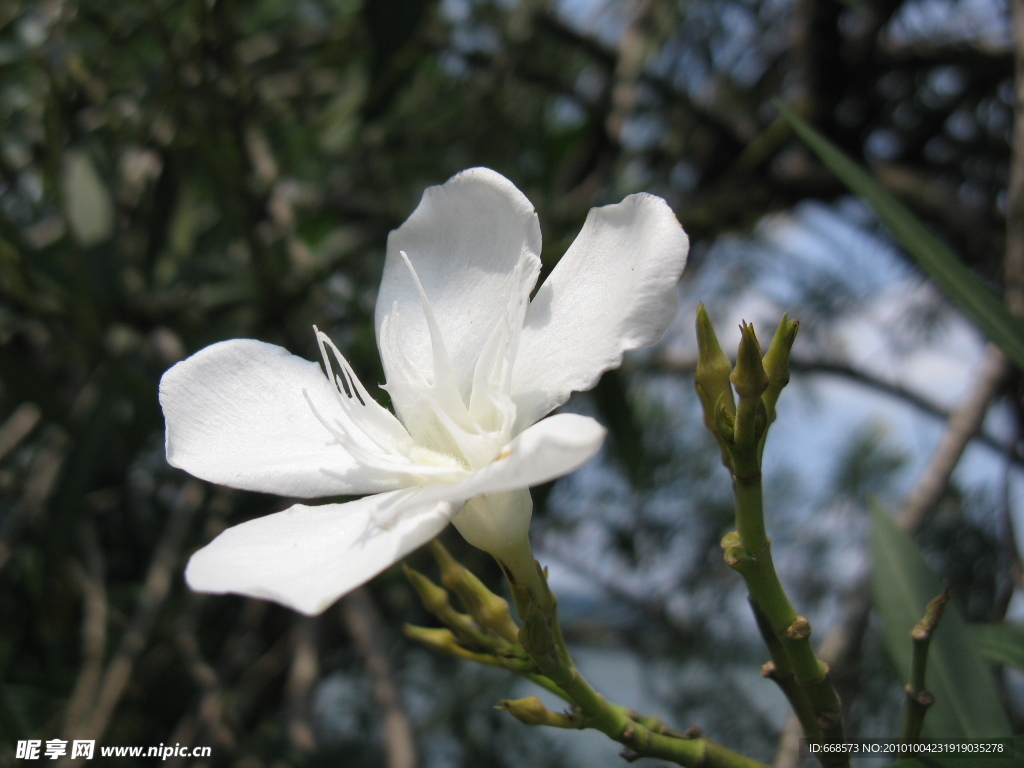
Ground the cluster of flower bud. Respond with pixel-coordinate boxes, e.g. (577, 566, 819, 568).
(694, 305, 799, 472)
(403, 541, 538, 674)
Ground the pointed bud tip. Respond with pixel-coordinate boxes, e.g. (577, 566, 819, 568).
(768, 315, 799, 351)
(429, 538, 457, 567)
(404, 624, 459, 650)
(404, 566, 449, 613)
(695, 305, 730, 365)
(730, 321, 768, 398)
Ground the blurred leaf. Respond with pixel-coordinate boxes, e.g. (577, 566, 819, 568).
(62, 149, 115, 247)
(969, 623, 1024, 672)
(870, 504, 1012, 737)
(778, 103, 1024, 372)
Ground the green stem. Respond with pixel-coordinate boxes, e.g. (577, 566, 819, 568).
(499, 545, 770, 768)
(726, 439, 846, 766)
(900, 685, 933, 743)
(540, 619, 766, 768)
(733, 463, 768, 558)
(900, 589, 949, 741)
(748, 600, 819, 736)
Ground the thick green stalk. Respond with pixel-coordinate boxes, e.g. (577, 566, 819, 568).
(749, 600, 819, 735)
(725, 437, 846, 763)
(732, 453, 768, 557)
(727, 544, 842, 747)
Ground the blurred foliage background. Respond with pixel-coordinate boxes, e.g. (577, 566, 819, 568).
(0, 0, 1019, 766)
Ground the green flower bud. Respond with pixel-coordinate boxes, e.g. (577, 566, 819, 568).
(498, 697, 577, 728)
(695, 305, 737, 469)
(403, 625, 460, 654)
(730, 322, 768, 399)
(404, 564, 505, 650)
(762, 314, 799, 417)
(429, 540, 520, 643)
(695, 304, 736, 415)
(403, 564, 450, 615)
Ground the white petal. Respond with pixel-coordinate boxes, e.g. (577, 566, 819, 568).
(185, 491, 452, 615)
(416, 413, 606, 506)
(376, 168, 541, 407)
(160, 339, 417, 498)
(511, 193, 688, 431)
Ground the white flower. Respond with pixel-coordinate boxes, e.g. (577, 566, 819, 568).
(160, 168, 688, 615)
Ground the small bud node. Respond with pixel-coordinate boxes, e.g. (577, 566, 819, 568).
(723, 545, 745, 567)
(784, 615, 812, 640)
(720, 530, 741, 549)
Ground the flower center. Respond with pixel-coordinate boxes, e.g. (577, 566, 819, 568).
(306, 328, 464, 482)
(305, 250, 533, 485)
(377, 250, 532, 471)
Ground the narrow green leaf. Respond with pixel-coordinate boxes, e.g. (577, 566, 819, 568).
(777, 102, 1024, 372)
(969, 622, 1024, 672)
(869, 504, 1012, 738)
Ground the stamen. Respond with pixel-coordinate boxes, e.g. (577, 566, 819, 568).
(373, 251, 535, 471)
(378, 253, 498, 462)
(379, 307, 429, 392)
(309, 326, 470, 481)
(397, 250, 469, 415)
(301, 388, 464, 479)
(468, 254, 534, 437)
(314, 326, 409, 453)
